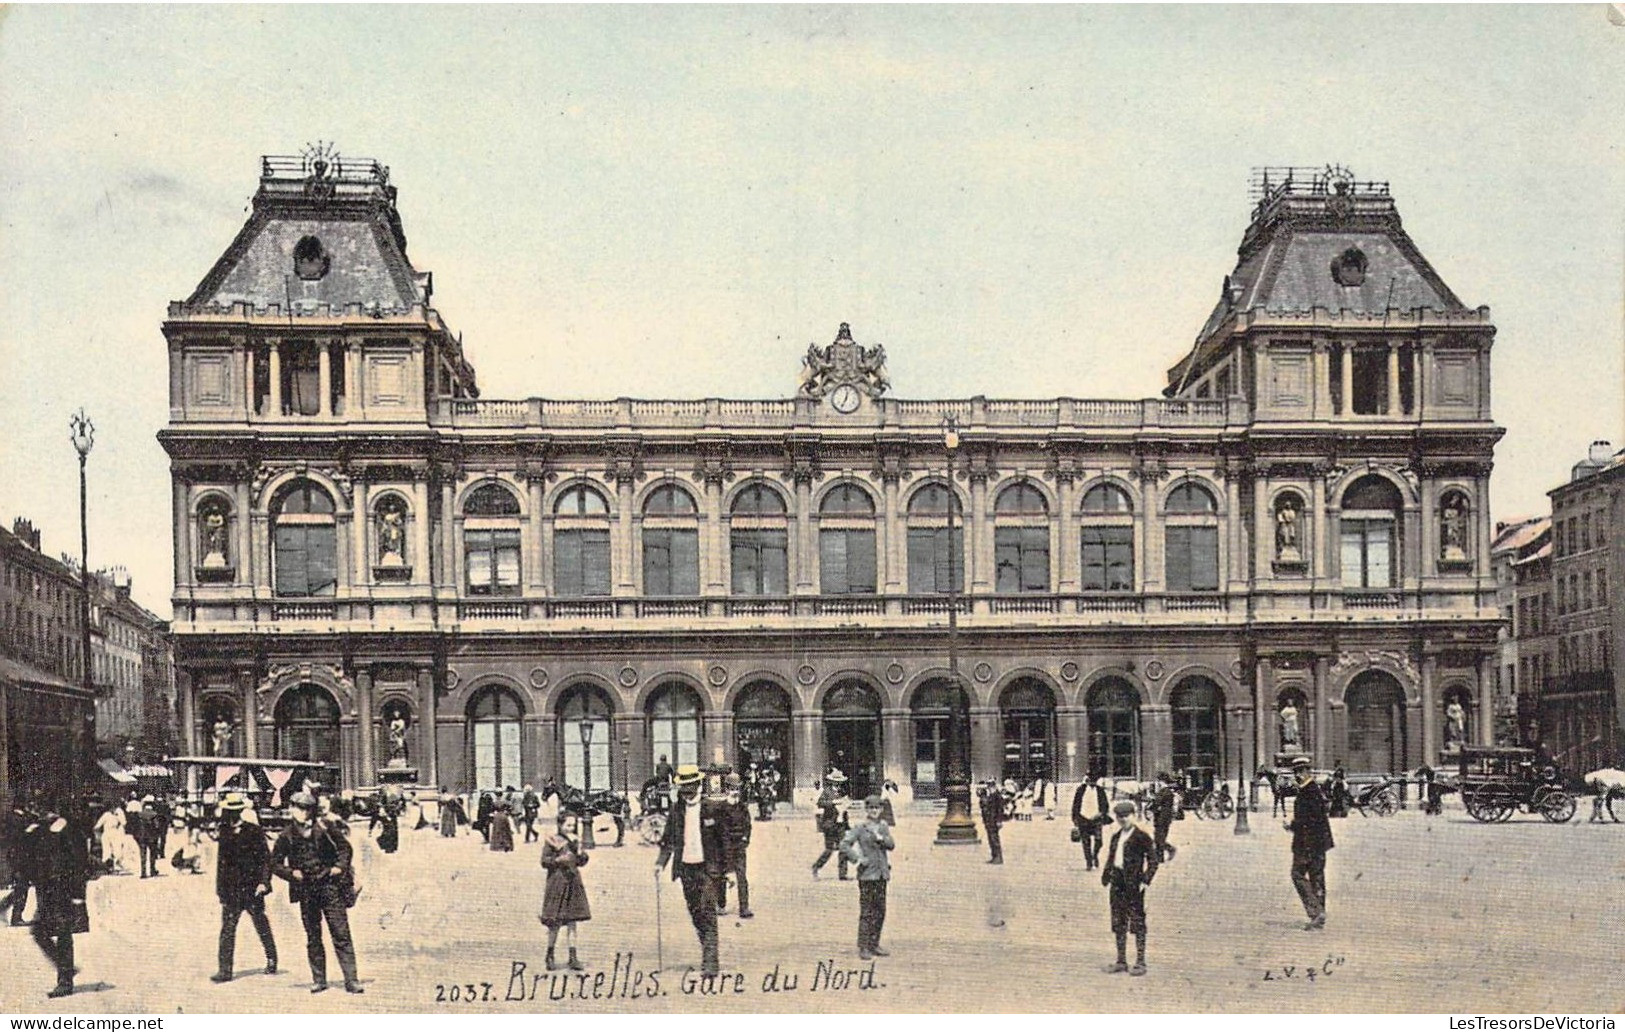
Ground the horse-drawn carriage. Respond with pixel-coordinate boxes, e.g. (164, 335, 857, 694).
(1254, 763, 1403, 818)
(1458, 746, 1575, 824)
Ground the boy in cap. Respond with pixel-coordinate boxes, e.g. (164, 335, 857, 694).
(1101, 799, 1157, 976)
(212, 792, 277, 983)
(715, 772, 753, 918)
(1283, 756, 1333, 930)
(655, 764, 724, 975)
(271, 792, 362, 994)
(841, 794, 895, 959)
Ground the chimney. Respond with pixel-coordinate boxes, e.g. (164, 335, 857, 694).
(11, 518, 40, 551)
(1588, 440, 1613, 465)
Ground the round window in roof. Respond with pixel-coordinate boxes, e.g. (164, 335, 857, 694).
(1330, 246, 1367, 287)
(293, 235, 331, 281)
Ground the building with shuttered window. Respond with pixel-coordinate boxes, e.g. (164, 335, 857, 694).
(160, 157, 1503, 802)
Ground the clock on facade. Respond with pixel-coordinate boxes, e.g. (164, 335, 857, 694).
(830, 384, 862, 413)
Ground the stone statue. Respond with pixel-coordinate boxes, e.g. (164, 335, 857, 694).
(377, 503, 406, 567)
(1275, 501, 1302, 562)
(211, 718, 232, 757)
(1445, 700, 1466, 748)
(387, 712, 409, 764)
(1279, 702, 1301, 749)
(1441, 497, 1467, 562)
(200, 504, 229, 568)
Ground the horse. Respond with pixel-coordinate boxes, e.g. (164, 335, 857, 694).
(1583, 768, 1625, 822)
(1255, 767, 1301, 818)
(557, 784, 631, 846)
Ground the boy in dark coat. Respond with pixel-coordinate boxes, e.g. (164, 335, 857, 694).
(1283, 756, 1334, 930)
(212, 792, 278, 982)
(655, 764, 725, 976)
(1101, 800, 1158, 976)
(841, 795, 895, 959)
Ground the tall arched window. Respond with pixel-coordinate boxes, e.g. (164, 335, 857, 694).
(1088, 678, 1140, 778)
(1080, 482, 1134, 592)
(1340, 475, 1402, 589)
(464, 482, 522, 595)
(999, 678, 1056, 783)
(642, 484, 699, 596)
(1170, 676, 1223, 772)
(1164, 481, 1219, 593)
(275, 684, 340, 764)
(555, 484, 611, 597)
(994, 482, 1050, 593)
(468, 686, 524, 792)
(730, 482, 788, 596)
(906, 482, 964, 594)
(272, 480, 337, 597)
(557, 684, 613, 792)
(819, 482, 877, 595)
(647, 682, 702, 768)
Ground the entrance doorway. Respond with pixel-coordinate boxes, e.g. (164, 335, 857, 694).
(1346, 671, 1406, 773)
(734, 681, 792, 802)
(999, 678, 1056, 785)
(911, 678, 971, 799)
(1087, 678, 1140, 778)
(822, 680, 882, 798)
(275, 684, 340, 766)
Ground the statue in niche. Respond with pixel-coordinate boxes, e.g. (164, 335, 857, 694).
(1279, 700, 1302, 751)
(386, 706, 409, 765)
(1445, 700, 1466, 750)
(199, 501, 229, 569)
(211, 717, 233, 757)
(1275, 499, 1303, 563)
(1440, 496, 1468, 562)
(377, 499, 407, 567)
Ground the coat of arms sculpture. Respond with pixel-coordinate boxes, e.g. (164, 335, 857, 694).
(799, 322, 891, 400)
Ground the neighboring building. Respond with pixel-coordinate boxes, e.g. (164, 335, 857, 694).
(0, 518, 95, 810)
(1491, 515, 1548, 743)
(88, 567, 178, 765)
(1511, 526, 1554, 749)
(1533, 441, 1623, 772)
(160, 157, 1503, 800)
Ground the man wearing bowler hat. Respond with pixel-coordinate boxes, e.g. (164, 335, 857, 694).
(655, 764, 724, 975)
(1283, 755, 1334, 930)
(271, 792, 362, 994)
(212, 792, 278, 983)
(1101, 799, 1157, 976)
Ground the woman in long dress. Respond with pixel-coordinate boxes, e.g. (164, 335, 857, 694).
(538, 812, 590, 971)
(488, 801, 515, 852)
(438, 788, 461, 838)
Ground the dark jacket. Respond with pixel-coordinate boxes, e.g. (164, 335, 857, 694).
(655, 794, 725, 879)
(270, 821, 353, 904)
(1071, 782, 1108, 827)
(979, 788, 1006, 828)
(720, 800, 752, 864)
(216, 818, 272, 906)
(1151, 785, 1177, 828)
(1288, 778, 1335, 855)
(1100, 824, 1159, 889)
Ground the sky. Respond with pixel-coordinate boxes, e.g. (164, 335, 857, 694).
(1, 5, 1622, 617)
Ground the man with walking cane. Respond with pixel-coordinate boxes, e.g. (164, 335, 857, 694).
(654, 764, 723, 976)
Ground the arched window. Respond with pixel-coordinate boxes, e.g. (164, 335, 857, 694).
(819, 483, 877, 595)
(1000, 678, 1056, 784)
(468, 687, 524, 792)
(275, 684, 340, 764)
(272, 480, 337, 597)
(823, 680, 883, 798)
(1341, 475, 1402, 589)
(906, 482, 964, 594)
(642, 484, 699, 596)
(555, 484, 611, 597)
(1081, 482, 1135, 592)
(730, 482, 788, 596)
(1087, 678, 1140, 778)
(647, 682, 702, 769)
(196, 495, 233, 575)
(557, 684, 613, 792)
(1170, 676, 1223, 772)
(994, 483, 1050, 593)
(464, 482, 522, 596)
(1165, 481, 1219, 593)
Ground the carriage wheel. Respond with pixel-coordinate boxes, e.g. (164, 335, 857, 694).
(1538, 789, 1576, 824)
(640, 813, 666, 845)
(1370, 789, 1399, 817)
(1464, 785, 1510, 823)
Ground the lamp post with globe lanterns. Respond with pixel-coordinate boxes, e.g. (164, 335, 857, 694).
(70, 410, 96, 799)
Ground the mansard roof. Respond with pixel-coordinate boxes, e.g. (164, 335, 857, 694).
(179, 153, 428, 317)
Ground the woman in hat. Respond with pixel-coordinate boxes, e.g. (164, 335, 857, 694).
(437, 787, 463, 838)
(811, 770, 852, 880)
(538, 811, 591, 970)
(488, 799, 515, 853)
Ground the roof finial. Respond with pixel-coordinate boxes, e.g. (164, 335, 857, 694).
(836, 322, 853, 342)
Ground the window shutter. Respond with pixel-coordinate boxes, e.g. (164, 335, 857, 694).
(274, 525, 308, 596)
(819, 530, 848, 594)
(555, 530, 583, 596)
(1191, 526, 1218, 591)
(848, 529, 877, 593)
(1165, 526, 1191, 591)
(1340, 524, 1365, 588)
(1022, 527, 1050, 592)
(1081, 527, 1105, 591)
(582, 530, 611, 595)
(495, 530, 521, 592)
(643, 530, 671, 595)
(1107, 528, 1134, 591)
(762, 530, 788, 595)
(907, 529, 934, 593)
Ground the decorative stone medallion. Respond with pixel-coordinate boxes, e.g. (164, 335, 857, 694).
(707, 664, 729, 687)
(529, 667, 549, 690)
(1060, 661, 1080, 683)
(617, 666, 639, 688)
(445, 668, 460, 691)
(1145, 660, 1165, 681)
(1230, 660, 1245, 680)
(973, 662, 994, 684)
(885, 662, 906, 685)
(796, 664, 817, 686)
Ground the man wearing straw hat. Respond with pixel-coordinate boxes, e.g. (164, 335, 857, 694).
(655, 764, 724, 975)
(211, 792, 278, 984)
(810, 769, 851, 880)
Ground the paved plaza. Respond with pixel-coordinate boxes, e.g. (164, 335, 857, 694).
(2, 804, 1620, 1014)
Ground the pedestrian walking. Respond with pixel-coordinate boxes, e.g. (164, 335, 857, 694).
(30, 802, 89, 998)
(376, 791, 402, 855)
(522, 785, 541, 843)
(1071, 773, 1108, 870)
(840, 794, 895, 960)
(539, 812, 591, 971)
(211, 792, 278, 983)
(438, 787, 463, 838)
(1101, 799, 1157, 977)
(654, 764, 723, 976)
(877, 780, 899, 827)
(1282, 755, 1333, 931)
(134, 795, 162, 878)
(810, 771, 851, 880)
(271, 792, 363, 994)
(979, 782, 1005, 865)
(1150, 773, 1178, 863)
(2, 798, 37, 924)
(489, 801, 516, 852)
(714, 773, 753, 918)
(474, 792, 495, 843)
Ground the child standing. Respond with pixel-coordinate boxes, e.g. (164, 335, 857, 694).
(840, 795, 895, 960)
(539, 813, 591, 971)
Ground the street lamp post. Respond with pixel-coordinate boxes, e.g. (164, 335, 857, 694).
(620, 733, 631, 810)
(579, 720, 597, 848)
(70, 410, 95, 801)
(1233, 713, 1250, 834)
(934, 415, 979, 845)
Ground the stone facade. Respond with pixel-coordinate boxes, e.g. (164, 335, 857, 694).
(160, 158, 1503, 802)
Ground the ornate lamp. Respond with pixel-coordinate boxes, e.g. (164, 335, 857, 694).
(934, 414, 979, 845)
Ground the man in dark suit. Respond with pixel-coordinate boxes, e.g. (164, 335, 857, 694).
(212, 792, 278, 983)
(654, 764, 724, 976)
(714, 773, 753, 919)
(1071, 773, 1109, 869)
(30, 801, 89, 998)
(1283, 755, 1333, 930)
(271, 792, 362, 994)
(1150, 772, 1178, 862)
(1101, 799, 1158, 976)
(979, 782, 1006, 865)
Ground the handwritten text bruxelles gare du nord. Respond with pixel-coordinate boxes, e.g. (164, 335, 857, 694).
(432, 953, 885, 1005)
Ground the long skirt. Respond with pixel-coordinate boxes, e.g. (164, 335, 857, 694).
(489, 816, 514, 852)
